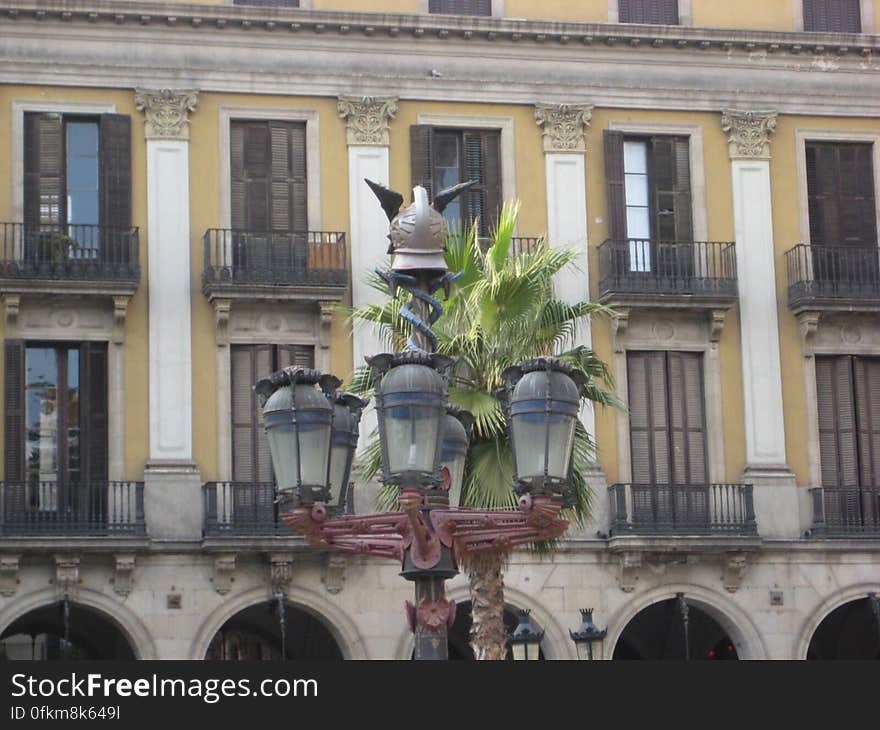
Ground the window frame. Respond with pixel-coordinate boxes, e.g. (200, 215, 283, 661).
(420, 0, 503, 16)
(795, 0, 872, 32)
(609, 0, 692, 25)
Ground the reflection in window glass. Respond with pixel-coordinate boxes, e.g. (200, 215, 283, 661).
(434, 132, 462, 231)
(66, 121, 99, 252)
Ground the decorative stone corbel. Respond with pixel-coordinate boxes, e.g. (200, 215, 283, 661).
(0, 555, 21, 597)
(268, 553, 295, 596)
(212, 554, 236, 595)
(3, 294, 20, 331)
(112, 554, 136, 596)
(722, 552, 749, 593)
(213, 299, 232, 348)
(322, 554, 347, 595)
(618, 551, 642, 593)
(709, 309, 726, 345)
(318, 301, 335, 360)
(797, 311, 821, 358)
(611, 307, 630, 353)
(54, 555, 81, 598)
(112, 296, 130, 346)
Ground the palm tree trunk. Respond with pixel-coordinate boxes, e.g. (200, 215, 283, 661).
(466, 551, 507, 660)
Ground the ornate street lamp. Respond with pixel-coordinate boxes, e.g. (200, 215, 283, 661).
(501, 358, 586, 504)
(509, 609, 543, 661)
(256, 368, 336, 509)
(570, 608, 607, 660)
(439, 406, 472, 509)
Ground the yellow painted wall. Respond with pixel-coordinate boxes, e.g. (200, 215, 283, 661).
(315, 0, 420, 12)
(505, 0, 608, 22)
(693, 2, 794, 32)
(0, 85, 150, 482)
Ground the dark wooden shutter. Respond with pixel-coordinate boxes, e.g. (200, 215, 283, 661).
(803, 0, 861, 32)
(410, 125, 436, 204)
(4, 340, 26, 482)
(603, 130, 627, 241)
(429, 0, 492, 15)
(23, 112, 63, 228)
(231, 344, 274, 483)
(627, 351, 671, 485)
(853, 357, 880, 489)
(816, 355, 860, 488)
(80, 342, 108, 483)
(99, 114, 132, 265)
(667, 351, 707, 485)
(233, 0, 300, 6)
(277, 344, 315, 370)
(462, 129, 501, 237)
(619, 0, 679, 24)
(806, 142, 839, 246)
(650, 136, 692, 242)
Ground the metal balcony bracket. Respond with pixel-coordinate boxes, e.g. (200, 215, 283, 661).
(268, 552, 295, 596)
(0, 554, 21, 597)
(322, 554, 347, 595)
(112, 554, 136, 597)
(722, 552, 749, 593)
(54, 554, 81, 599)
(617, 551, 643, 593)
(212, 553, 237, 595)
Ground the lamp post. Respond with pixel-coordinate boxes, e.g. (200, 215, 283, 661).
(257, 179, 583, 659)
(508, 610, 543, 661)
(570, 608, 607, 660)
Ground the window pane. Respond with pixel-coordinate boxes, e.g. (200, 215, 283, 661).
(624, 141, 648, 174)
(26, 348, 59, 487)
(434, 133, 462, 229)
(67, 349, 80, 483)
(625, 172, 649, 207)
(66, 121, 100, 232)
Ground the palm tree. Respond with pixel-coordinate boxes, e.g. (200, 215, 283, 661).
(350, 201, 618, 660)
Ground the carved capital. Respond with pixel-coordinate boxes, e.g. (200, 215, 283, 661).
(112, 296, 130, 346)
(112, 554, 136, 596)
(611, 307, 630, 353)
(720, 109, 778, 160)
(3, 294, 21, 332)
(797, 311, 821, 357)
(618, 551, 642, 593)
(534, 103, 593, 153)
(709, 309, 726, 345)
(337, 96, 398, 146)
(722, 552, 749, 593)
(213, 299, 232, 347)
(54, 555, 81, 598)
(322, 554, 347, 595)
(0, 555, 21, 597)
(212, 553, 236, 595)
(135, 88, 199, 141)
(268, 553, 295, 596)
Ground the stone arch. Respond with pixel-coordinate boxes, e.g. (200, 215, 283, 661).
(796, 582, 880, 660)
(0, 587, 157, 660)
(605, 583, 768, 660)
(393, 583, 574, 660)
(191, 585, 366, 660)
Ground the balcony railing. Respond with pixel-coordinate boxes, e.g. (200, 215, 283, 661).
(204, 481, 297, 537)
(0, 481, 144, 536)
(785, 244, 880, 310)
(203, 230, 347, 289)
(809, 487, 880, 537)
(609, 483, 757, 536)
(477, 236, 545, 257)
(0, 223, 140, 282)
(598, 239, 738, 300)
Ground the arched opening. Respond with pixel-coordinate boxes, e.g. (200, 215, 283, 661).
(613, 595, 739, 660)
(205, 599, 344, 660)
(807, 594, 880, 660)
(0, 601, 136, 660)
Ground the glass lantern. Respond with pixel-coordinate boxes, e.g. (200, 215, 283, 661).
(509, 610, 544, 661)
(570, 609, 607, 660)
(326, 391, 368, 514)
(439, 406, 472, 508)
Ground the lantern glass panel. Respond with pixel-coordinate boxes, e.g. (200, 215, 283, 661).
(383, 395, 442, 475)
(575, 641, 592, 661)
(441, 447, 467, 508)
(511, 409, 576, 480)
(511, 642, 527, 662)
(265, 412, 297, 491)
(327, 443, 351, 507)
(296, 410, 332, 486)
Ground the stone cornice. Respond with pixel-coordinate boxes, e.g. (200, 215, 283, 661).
(134, 88, 199, 141)
(1, 0, 878, 58)
(337, 96, 398, 146)
(534, 103, 593, 153)
(721, 109, 778, 160)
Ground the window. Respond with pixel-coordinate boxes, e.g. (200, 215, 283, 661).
(627, 351, 707, 487)
(815, 356, 880, 523)
(803, 0, 861, 32)
(233, 0, 299, 6)
(23, 112, 131, 255)
(604, 131, 693, 272)
(5, 340, 107, 491)
(619, 0, 679, 24)
(410, 126, 501, 237)
(230, 344, 314, 483)
(428, 0, 492, 16)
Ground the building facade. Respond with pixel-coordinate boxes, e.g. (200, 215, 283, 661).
(0, 0, 879, 660)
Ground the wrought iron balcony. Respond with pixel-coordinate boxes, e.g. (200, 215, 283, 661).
(609, 483, 757, 536)
(0, 481, 144, 537)
(598, 239, 738, 305)
(202, 229, 348, 301)
(0, 223, 140, 291)
(477, 236, 544, 257)
(809, 487, 880, 537)
(785, 244, 880, 312)
(204, 481, 296, 537)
